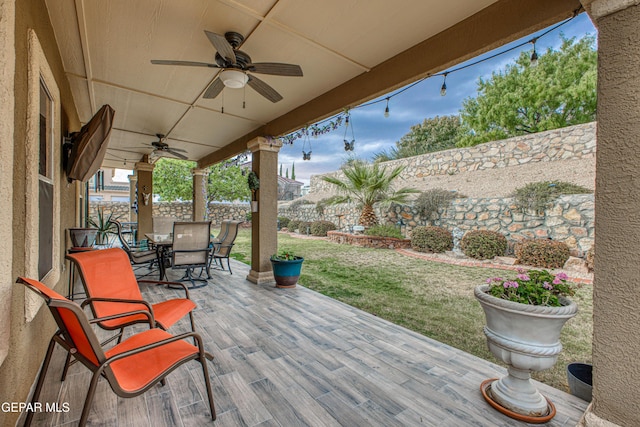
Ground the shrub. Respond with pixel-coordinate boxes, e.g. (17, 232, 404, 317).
(515, 239, 570, 268)
(460, 230, 507, 259)
(288, 220, 300, 231)
(289, 198, 314, 209)
(297, 221, 312, 234)
(512, 180, 591, 214)
(411, 226, 453, 253)
(365, 224, 404, 239)
(414, 189, 462, 223)
(278, 217, 290, 228)
(310, 220, 337, 236)
(586, 245, 594, 272)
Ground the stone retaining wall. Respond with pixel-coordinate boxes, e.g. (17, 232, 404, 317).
(326, 231, 411, 249)
(278, 194, 594, 256)
(89, 201, 250, 225)
(310, 122, 596, 193)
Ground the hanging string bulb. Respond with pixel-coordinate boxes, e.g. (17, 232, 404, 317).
(440, 73, 448, 97)
(384, 98, 390, 118)
(530, 38, 539, 67)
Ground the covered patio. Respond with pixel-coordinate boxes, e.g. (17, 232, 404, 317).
(30, 260, 587, 426)
(2, 0, 640, 426)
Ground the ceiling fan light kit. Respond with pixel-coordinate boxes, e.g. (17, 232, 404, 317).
(220, 69, 248, 88)
(151, 30, 302, 103)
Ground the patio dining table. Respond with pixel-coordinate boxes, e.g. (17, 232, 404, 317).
(145, 233, 173, 280)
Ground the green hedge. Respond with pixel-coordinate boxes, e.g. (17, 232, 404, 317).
(460, 230, 507, 259)
(411, 226, 453, 253)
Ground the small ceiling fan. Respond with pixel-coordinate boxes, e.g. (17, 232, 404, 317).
(151, 31, 303, 103)
(147, 134, 188, 160)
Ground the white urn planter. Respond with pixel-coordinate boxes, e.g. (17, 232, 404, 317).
(474, 285, 578, 422)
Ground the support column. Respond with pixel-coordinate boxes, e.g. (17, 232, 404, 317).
(128, 173, 137, 222)
(134, 160, 154, 238)
(192, 168, 209, 221)
(246, 137, 282, 285)
(578, 2, 640, 426)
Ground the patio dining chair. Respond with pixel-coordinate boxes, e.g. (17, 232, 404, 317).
(16, 277, 215, 427)
(208, 220, 242, 275)
(66, 248, 197, 343)
(171, 221, 211, 288)
(111, 219, 158, 278)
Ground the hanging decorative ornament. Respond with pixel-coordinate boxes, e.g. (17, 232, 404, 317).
(302, 127, 312, 161)
(343, 111, 355, 152)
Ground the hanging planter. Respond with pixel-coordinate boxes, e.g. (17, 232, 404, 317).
(247, 171, 260, 213)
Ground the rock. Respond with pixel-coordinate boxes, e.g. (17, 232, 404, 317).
(494, 256, 518, 265)
(563, 256, 589, 275)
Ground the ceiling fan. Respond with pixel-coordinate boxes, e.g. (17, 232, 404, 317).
(147, 134, 188, 160)
(151, 31, 303, 103)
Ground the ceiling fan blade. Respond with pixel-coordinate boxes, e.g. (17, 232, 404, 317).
(151, 59, 219, 68)
(166, 149, 188, 160)
(203, 78, 225, 99)
(249, 63, 303, 77)
(204, 30, 236, 64)
(247, 75, 283, 103)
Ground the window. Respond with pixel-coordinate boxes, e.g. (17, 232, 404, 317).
(38, 80, 54, 280)
(24, 29, 61, 321)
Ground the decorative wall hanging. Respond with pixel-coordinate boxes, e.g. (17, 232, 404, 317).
(302, 128, 312, 161)
(343, 112, 355, 152)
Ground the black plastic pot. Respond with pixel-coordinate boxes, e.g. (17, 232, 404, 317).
(567, 363, 592, 402)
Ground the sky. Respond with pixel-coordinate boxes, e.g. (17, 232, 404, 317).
(277, 12, 597, 187)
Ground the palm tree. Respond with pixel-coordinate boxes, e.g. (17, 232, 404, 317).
(322, 161, 419, 226)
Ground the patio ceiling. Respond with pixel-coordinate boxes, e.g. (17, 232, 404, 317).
(45, 0, 581, 170)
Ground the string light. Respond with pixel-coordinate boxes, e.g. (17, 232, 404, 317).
(530, 38, 539, 67)
(440, 73, 448, 97)
(275, 6, 581, 146)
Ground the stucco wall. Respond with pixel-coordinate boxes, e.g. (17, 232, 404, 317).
(0, 1, 81, 425)
(592, 3, 640, 426)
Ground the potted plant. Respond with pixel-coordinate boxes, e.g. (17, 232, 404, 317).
(247, 171, 260, 212)
(475, 269, 578, 423)
(270, 248, 303, 288)
(88, 208, 118, 245)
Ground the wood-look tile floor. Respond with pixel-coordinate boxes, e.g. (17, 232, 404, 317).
(30, 260, 587, 426)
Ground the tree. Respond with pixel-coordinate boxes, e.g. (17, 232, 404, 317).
(373, 115, 461, 162)
(153, 158, 250, 204)
(279, 164, 283, 176)
(153, 158, 194, 201)
(457, 35, 597, 147)
(291, 162, 296, 180)
(322, 160, 419, 226)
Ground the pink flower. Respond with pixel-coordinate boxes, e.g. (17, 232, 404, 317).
(555, 272, 568, 281)
(504, 281, 519, 289)
(552, 277, 562, 285)
(543, 281, 553, 290)
(486, 278, 492, 284)
(516, 273, 530, 281)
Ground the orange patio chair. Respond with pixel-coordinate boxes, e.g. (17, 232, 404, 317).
(66, 248, 197, 342)
(16, 277, 215, 427)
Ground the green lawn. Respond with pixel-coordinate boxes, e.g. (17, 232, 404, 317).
(230, 229, 592, 392)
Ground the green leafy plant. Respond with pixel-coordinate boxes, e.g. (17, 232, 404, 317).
(247, 171, 260, 203)
(88, 208, 119, 243)
(460, 230, 507, 259)
(322, 160, 419, 226)
(271, 248, 300, 261)
(485, 269, 576, 307)
(411, 226, 453, 253)
(278, 217, 291, 228)
(310, 220, 337, 236)
(512, 180, 591, 214)
(413, 189, 461, 223)
(297, 221, 312, 234)
(515, 239, 571, 268)
(365, 224, 404, 239)
(287, 220, 300, 231)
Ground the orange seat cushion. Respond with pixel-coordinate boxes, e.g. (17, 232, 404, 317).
(105, 329, 198, 393)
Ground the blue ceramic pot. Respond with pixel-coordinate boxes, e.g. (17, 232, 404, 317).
(270, 257, 304, 288)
